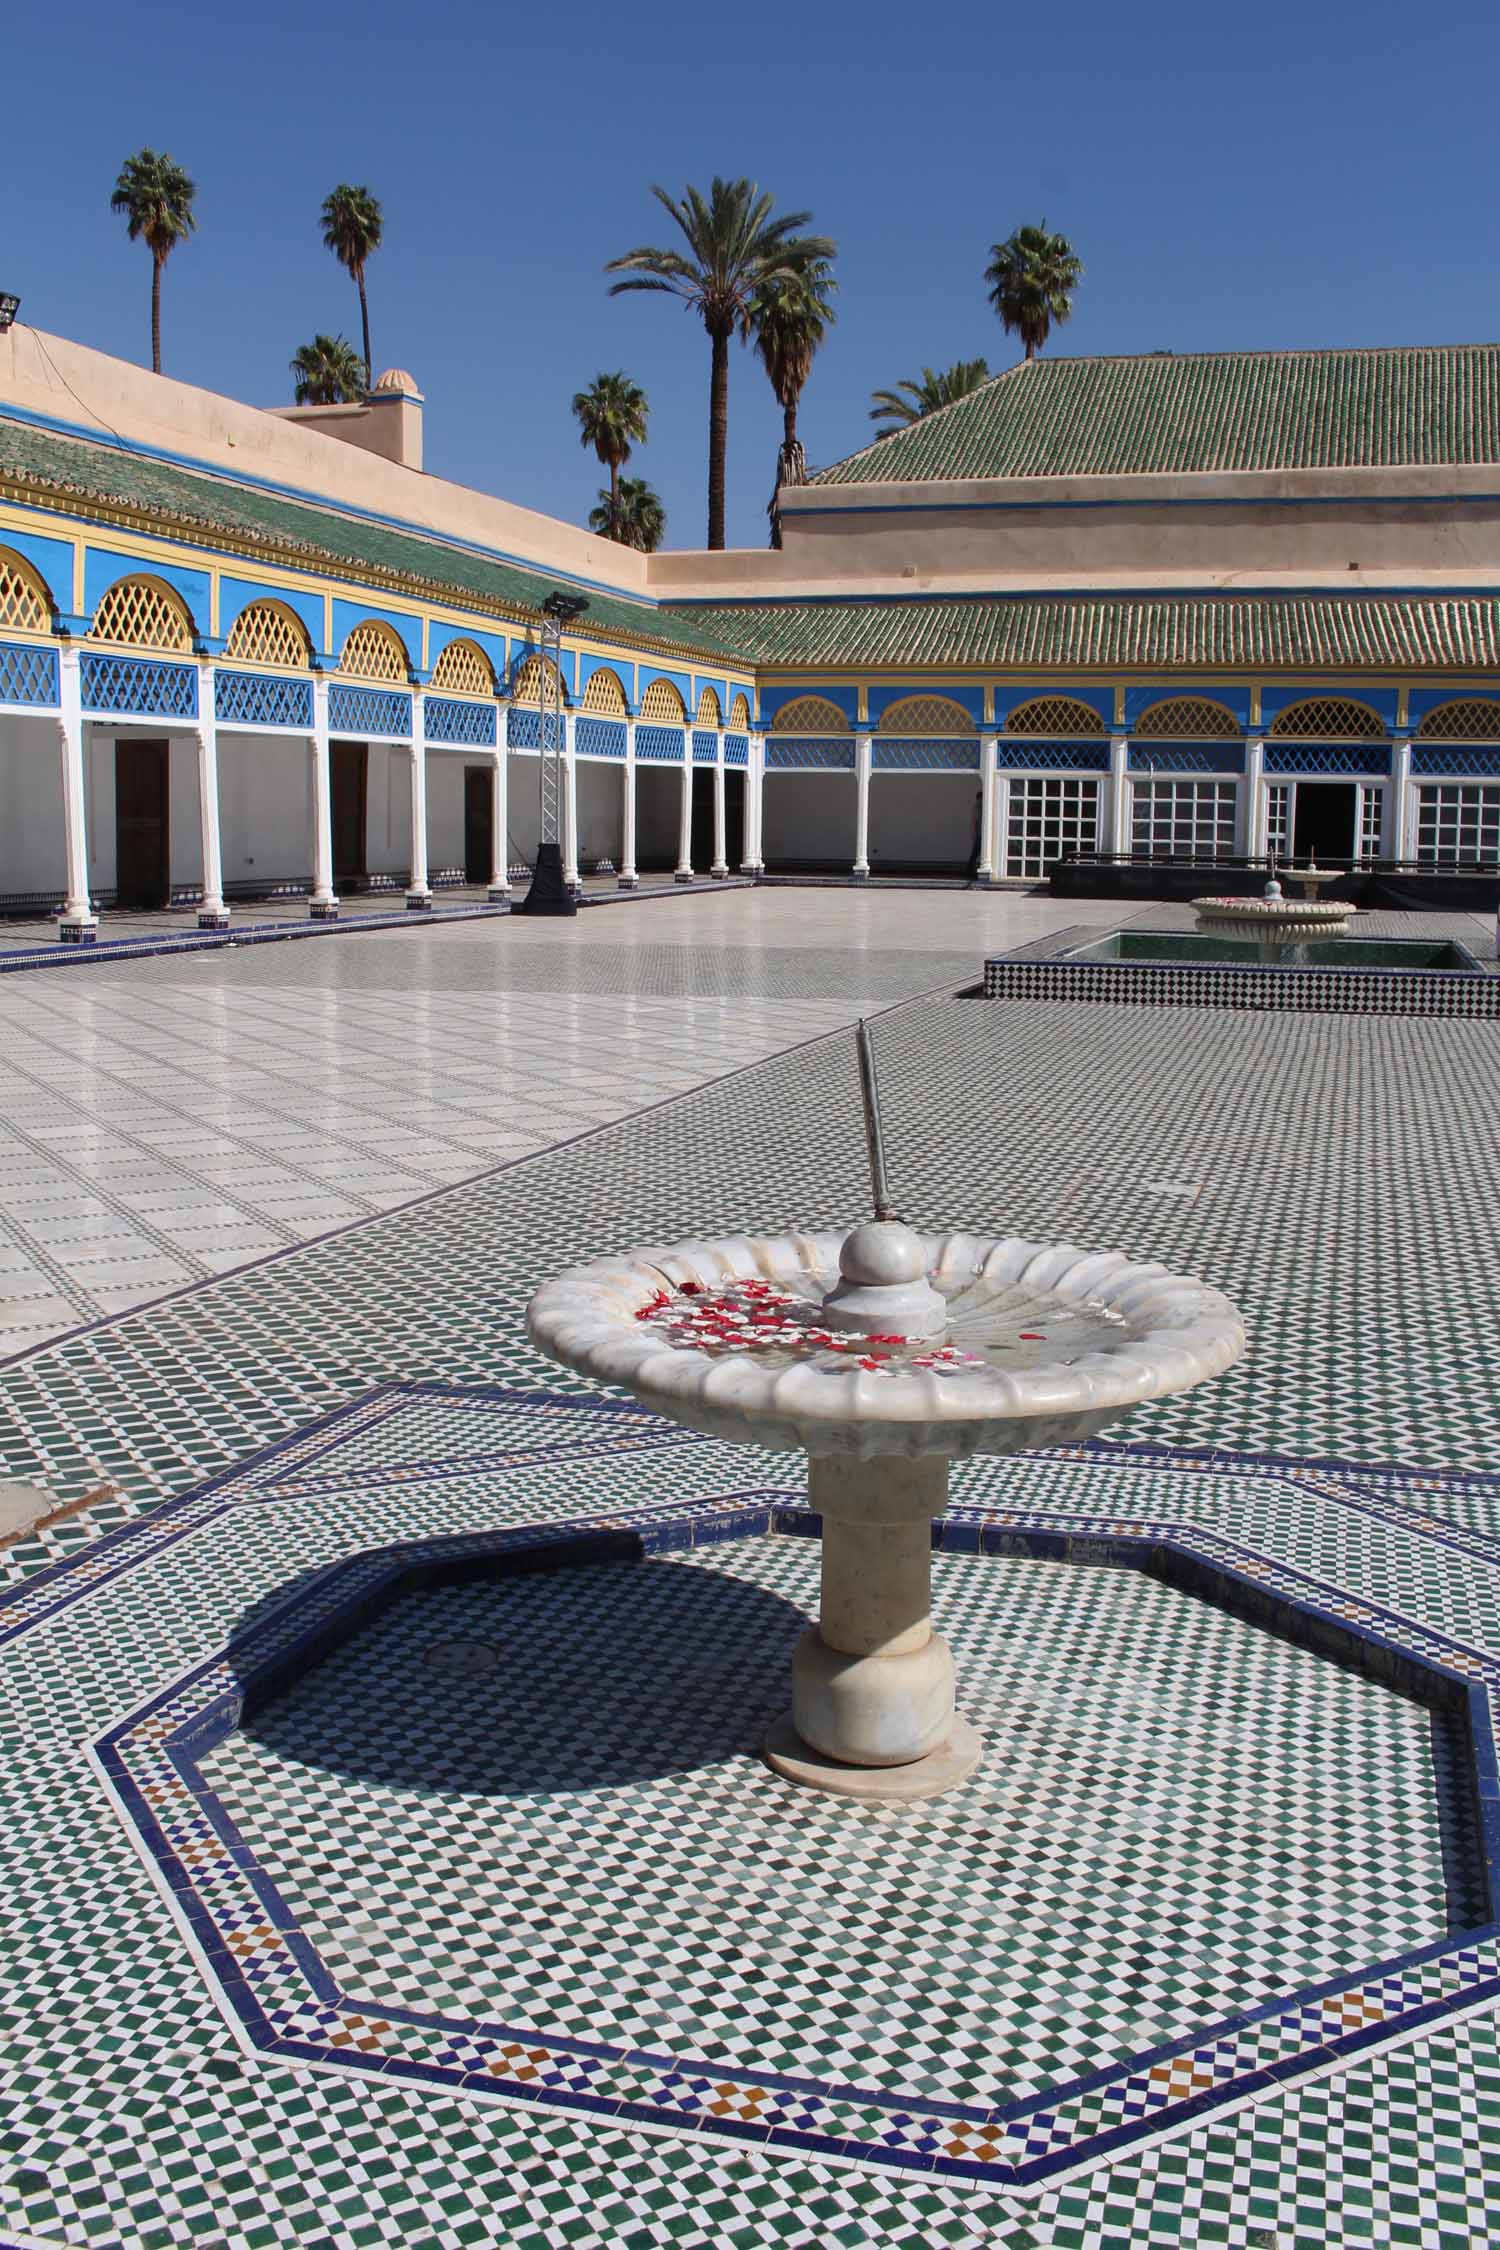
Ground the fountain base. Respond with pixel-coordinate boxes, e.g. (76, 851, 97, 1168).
(764, 1711, 983, 1803)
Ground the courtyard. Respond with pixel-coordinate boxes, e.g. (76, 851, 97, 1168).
(0, 887, 1498, 2249)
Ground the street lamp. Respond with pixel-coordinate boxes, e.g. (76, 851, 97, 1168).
(517, 591, 589, 917)
(0, 296, 21, 332)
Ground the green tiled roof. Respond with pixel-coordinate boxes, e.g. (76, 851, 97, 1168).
(811, 346, 1500, 485)
(667, 593, 1500, 672)
(0, 416, 740, 662)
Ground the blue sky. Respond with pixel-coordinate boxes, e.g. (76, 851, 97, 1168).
(9, 0, 1499, 551)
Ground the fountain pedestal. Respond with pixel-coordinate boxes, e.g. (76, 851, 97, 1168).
(768, 1452, 982, 1801)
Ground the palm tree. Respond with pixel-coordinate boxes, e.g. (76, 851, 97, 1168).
(572, 373, 650, 541)
(750, 261, 836, 548)
(984, 223, 1084, 360)
(590, 477, 665, 552)
(290, 335, 367, 405)
(110, 149, 197, 376)
(606, 179, 835, 549)
(320, 185, 383, 389)
(869, 360, 992, 437)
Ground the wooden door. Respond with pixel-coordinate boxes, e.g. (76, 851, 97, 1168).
(464, 764, 493, 884)
(115, 740, 170, 910)
(331, 741, 367, 887)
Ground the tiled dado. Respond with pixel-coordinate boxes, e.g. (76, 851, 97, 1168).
(982, 956, 1500, 1015)
(80, 1383, 1500, 2198)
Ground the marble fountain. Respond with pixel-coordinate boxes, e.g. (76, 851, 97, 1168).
(1191, 876, 1359, 963)
(528, 1026, 1245, 1803)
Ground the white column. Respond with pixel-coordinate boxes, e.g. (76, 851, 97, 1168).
(1244, 740, 1267, 859)
(56, 645, 97, 942)
(976, 736, 998, 882)
(993, 766, 1011, 879)
(742, 735, 765, 872)
(406, 717, 432, 908)
(1109, 735, 1131, 856)
(562, 713, 580, 890)
(309, 674, 337, 916)
(195, 664, 228, 928)
(711, 735, 728, 876)
(1390, 738, 1414, 862)
(674, 734, 694, 881)
(488, 708, 510, 901)
(853, 733, 872, 879)
(620, 718, 639, 887)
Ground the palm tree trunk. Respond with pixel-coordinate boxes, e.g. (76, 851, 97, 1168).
(151, 253, 163, 375)
(707, 327, 730, 550)
(358, 276, 372, 394)
(784, 398, 798, 455)
(609, 458, 620, 542)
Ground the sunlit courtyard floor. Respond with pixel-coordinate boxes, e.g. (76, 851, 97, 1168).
(2, 886, 1499, 2248)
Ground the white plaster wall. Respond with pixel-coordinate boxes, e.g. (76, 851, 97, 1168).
(425, 751, 466, 873)
(506, 753, 543, 869)
(762, 771, 857, 866)
(635, 767, 682, 867)
(366, 747, 408, 878)
(168, 737, 203, 886)
(85, 734, 117, 895)
(0, 712, 66, 899)
(575, 761, 626, 870)
(868, 773, 978, 869)
(217, 732, 313, 888)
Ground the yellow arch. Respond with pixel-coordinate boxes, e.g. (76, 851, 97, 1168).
(1270, 697, 1384, 739)
(581, 667, 628, 717)
(1134, 696, 1238, 739)
(1006, 695, 1105, 736)
(1415, 699, 1500, 742)
(429, 638, 496, 696)
(339, 620, 410, 682)
(222, 600, 314, 670)
(0, 547, 54, 635)
(695, 686, 723, 728)
(771, 695, 847, 733)
(512, 652, 569, 707)
(639, 677, 687, 724)
(728, 692, 751, 731)
(90, 574, 194, 654)
(878, 694, 973, 735)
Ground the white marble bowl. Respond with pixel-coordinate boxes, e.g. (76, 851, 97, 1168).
(527, 1230, 1245, 1459)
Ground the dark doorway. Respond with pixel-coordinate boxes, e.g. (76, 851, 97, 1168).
(114, 739, 170, 910)
(1292, 782, 1357, 862)
(724, 770, 745, 868)
(331, 741, 368, 888)
(689, 768, 716, 867)
(464, 764, 493, 884)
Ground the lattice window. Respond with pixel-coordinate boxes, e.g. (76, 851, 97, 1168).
(1415, 699, 1500, 741)
(90, 576, 193, 653)
(0, 641, 59, 706)
(696, 686, 722, 727)
(81, 653, 197, 718)
(429, 639, 495, 697)
(222, 602, 312, 670)
(582, 667, 627, 717)
(508, 706, 542, 749)
(1127, 743, 1245, 775)
(512, 652, 567, 707)
(727, 693, 751, 730)
(1270, 697, 1384, 739)
(576, 716, 625, 758)
(1134, 696, 1239, 739)
(636, 724, 686, 762)
(770, 695, 846, 733)
(0, 553, 51, 634)
(1266, 782, 1291, 859)
(339, 621, 409, 682)
(1264, 742, 1389, 776)
(1358, 785, 1384, 862)
(639, 677, 686, 723)
(1131, 780, 1238, 860)
(997, 740, 1111, 771)
(1005, 775, 1099, 878)
(724, 733, 749, 767)
(873, 740, 980, 771)
(878, 695, 972, 736)
(1006, 695, 1105, 736)
(424, 694, 496, 747)
(328, 683, 411, 738)
(214, 670, 313, 729)
(1415, 783, 1500, 866)
(692, 729, 718, 763)
(1411, 743, 1500, 778)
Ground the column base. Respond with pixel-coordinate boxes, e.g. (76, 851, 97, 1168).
(764, 1712, 981, 1803)
(308, 898, 339, 920)
(618, 873, 639, 889)
(673, 868, 694, 884)
(740, 861, 764, 877)
(405, 890, 434, 911)
(851, 868, 871, 884)
(58, 916, 98, 945)
(710, 863, 729, 879)
(197, 907, 231, 930)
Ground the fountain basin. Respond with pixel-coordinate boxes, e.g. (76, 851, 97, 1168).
(1192, 892, 1358, 947)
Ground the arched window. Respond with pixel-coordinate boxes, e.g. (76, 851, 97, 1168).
(1416, 699, 1500, 741)
(512, 652, 569, 706)
(770, 695, 847, 732)
(222, 600, 313, 670)
(728, 692, 751, 730)
(1270, 697, 1384, 739)
(0, 549, 53, 635)
(581, 667, 627, 717)
(339, 620, 410, 682)
(878, 695, 973, 735)
(1134, 696, 1239, 739)
(90, 575, 194, 653)
(696, 686, 722, 727)
(428, 638, 495, 696)
(1006, 695, 1106, 736)
(639, 677, 686, 723)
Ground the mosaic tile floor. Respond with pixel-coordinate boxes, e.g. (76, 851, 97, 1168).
(3, 890, 1500, 2247)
